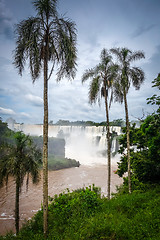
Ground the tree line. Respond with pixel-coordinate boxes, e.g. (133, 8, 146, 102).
(49, 118, 125, 127)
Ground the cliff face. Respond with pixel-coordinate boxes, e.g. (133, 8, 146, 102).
(32, 136, 65, 158)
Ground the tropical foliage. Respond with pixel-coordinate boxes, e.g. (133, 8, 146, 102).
(0, 119, 14, 145)
(116, 74, 160, 190)
(0, 131, 42, 234)
(147, 73, 160, 112)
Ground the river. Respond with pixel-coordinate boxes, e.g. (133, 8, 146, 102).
(0, 160, 123, 235)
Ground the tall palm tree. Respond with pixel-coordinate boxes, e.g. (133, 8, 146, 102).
(82, 48, 118, 199)
(0, 131, 42, 235)
(110, 47, 145, 193)
(13, 0, 77, 236)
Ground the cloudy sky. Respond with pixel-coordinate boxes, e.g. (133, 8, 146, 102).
(0, 0, 160, 124)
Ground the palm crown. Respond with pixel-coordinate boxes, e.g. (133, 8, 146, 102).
(110, 47, 145, 103)
(13, 0, 77, 82)
(82, 48, 118, 105)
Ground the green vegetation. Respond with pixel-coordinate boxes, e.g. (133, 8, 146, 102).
(0, 131, 42, 234)
(48, 155, 80, 170)
(117, 73, 160, 190)
(0, 185, 160, 240)
(0, 118, 15, 145)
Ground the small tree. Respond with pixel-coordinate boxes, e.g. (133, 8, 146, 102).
(0, 131, 42, 235)
(82, 48, 118, 199)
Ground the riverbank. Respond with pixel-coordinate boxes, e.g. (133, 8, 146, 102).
(48, 156, 80, 170)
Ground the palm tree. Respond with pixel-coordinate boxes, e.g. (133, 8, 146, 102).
(0, 131, 42, 235)
(13, 0, 77, 236)
(82, 48, 118, 199)
(110, 47, 145, 193)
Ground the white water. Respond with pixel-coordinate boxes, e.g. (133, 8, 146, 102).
(9, 123, 121, 165)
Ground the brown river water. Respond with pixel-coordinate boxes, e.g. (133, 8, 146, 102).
(0, 164, 123, 235)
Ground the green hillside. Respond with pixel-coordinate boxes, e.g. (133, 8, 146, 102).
(1, 185, 160, 240)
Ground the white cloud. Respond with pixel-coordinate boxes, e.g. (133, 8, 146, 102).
(0, 106, 15, 115)
(25, 94, 43, 107)
(20, 112, 30, 118)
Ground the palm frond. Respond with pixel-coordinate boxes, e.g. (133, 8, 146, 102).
(82, 68, 95, 83)
(88, 76, 101, 104)
(109, 90, 113, 109)
(128, 50, 145, 63)
(113, 80, 124, 104)
(0, 132, 42, 191)
(130, 67, 145, 90)
(106, 64, 119, 88)
(32, 0, 58, 19)
(0, 143, 16, 187)
(121, 48, 132, 62)
(14, 1, 77, 83)
(54, 17, 77, 81)
(152, 73, 160, 90)
(110, 48, 123, 63)
(111, 47, 134, 64)
(111, 47, 145, 102)
(13, 17, 42, 81)
(100, 48, 112, 66)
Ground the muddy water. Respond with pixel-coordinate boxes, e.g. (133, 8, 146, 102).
(0, 164, 122, 235)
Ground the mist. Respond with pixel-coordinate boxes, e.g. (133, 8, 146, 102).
(7, 119, 122, 166)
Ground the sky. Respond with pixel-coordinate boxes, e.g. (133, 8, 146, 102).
(0, 0, 160, 124)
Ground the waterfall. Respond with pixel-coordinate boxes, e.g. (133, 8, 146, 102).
(10, 123, 121, 165)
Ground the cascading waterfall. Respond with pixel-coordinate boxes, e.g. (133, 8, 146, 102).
(9, 123, 122, 165)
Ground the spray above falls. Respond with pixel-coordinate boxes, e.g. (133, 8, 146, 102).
(7, 121, 122, 165)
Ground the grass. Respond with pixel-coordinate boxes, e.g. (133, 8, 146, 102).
(0, 185, 160, 239)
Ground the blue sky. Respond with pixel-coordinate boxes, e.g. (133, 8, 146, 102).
(0, 0, 160, 124)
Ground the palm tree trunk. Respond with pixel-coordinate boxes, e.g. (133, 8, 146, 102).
(15, 176, 20, 235)
(104, 84, 111, 199)
(43, 40, 49, 238)
(123, 89, 131, 193)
